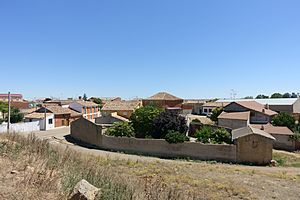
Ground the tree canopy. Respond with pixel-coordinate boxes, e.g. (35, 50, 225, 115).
(256, 94, 269, 99)
(92, 98, 103, 109)
(272, 113, 295, 130)
(270, 93, 283, 98)
(130, 105, 162, 138)
(209, 107, 223, 122)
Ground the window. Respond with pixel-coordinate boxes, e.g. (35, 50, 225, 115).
(209, 109, 212, 113)
(204, 108, 208, 113)
(48, 119, 53, 124)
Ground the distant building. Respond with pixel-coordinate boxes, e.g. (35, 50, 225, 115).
(69, 100, 100, 120)
(101, 100, 142, 119)
(89, 97, 121, 105)
(182, 99, 207, 115)
(0, 93, 23, 102)
(142, 92, 183, 110)
(201, 102, 228, 116)
(223, 101, 277, 124)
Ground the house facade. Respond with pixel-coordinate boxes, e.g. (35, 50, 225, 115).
(218, 111, 250, 130)
(201, 102, 228, 116)
(0, 93, 23, 102)
(223, 101, 277, 124)
(69, 100, 100, 120)
(24, 112, 55, 130)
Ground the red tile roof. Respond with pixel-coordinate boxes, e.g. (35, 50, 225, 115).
(218, 111, 250, 120)
(229, 101, 277, 116)
(251, 124, 293, 135)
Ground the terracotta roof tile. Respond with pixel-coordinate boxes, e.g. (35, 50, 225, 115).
(251, 124, 293, 135)
(102, 100, 141, 111)
(145, 92, 182, 101)
(230, 101, 277, 116)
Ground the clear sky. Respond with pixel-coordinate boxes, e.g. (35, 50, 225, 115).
(0, 0, 299, 100)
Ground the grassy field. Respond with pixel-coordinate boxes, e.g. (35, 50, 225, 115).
(1, 133, 300, 200)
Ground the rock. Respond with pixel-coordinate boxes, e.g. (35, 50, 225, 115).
(10, 170, 19, 174)
(270, 160, 277, 167)
(69, 179, 100, 200)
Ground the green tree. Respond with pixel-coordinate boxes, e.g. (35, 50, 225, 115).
(272, 113, 295, 130)
(256, 94, 269, 99)
(212, 128, 232, 144)
(152, 110, 188, 139)
(291, 93, 298, 98)
(270, 93, 283, 98)
(92, 98, 103, 109)
(83, 93, 88, 101)
(0, 102, 8, 119)
(106, 122, 134, 137)
(282, 93, 291, 98)
(9, 107, 24, 123)
(130, 105, 162, 138)
(244, 96, 253, 99)
(209, 107, 223, 122)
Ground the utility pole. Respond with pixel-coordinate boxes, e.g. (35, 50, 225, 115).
(44, 105, 47, 131)
(7, 92, 11, 133)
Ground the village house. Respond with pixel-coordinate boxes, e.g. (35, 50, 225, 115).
(24, 112, 55, 130)
(218, 111, 250, 129)
(101, 100, 142, 119)
(251, 124, 296, 151)
(69, 100, 100, 120)
(222, 101, 277, 124)
(0, 93, 23, 102)
(201, 102, 228, 116)
(26, 105, 82, 127)
(182, 99, 207, 115)
(142, 92, 184, 110)
(89, 97, 121, 105)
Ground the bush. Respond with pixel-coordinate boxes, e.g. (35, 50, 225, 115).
(106, 122, 134, 137)
(272, 113, 295, 130)
(196, 126, 232, 144)
(165, 131, 189, 144)
(195, 126, 213, 143)
(130, 105, 162, 138)
(209, 107, 223, 122)
(211, 128, 232, 144)
(152, 110, 188, 139)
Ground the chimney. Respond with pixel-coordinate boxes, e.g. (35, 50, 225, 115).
(262, 108, 265, 113)
(261, 125, 264, 130)
(265, 104, 270, 110)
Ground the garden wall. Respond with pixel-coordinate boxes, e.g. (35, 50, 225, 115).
(71, 117, 236, 162)
(0, 121, 41, 133)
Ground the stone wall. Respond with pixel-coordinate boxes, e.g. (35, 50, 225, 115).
(71, 117, 273, 164)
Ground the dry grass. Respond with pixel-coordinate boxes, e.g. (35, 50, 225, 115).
(1, 133, 300, 200)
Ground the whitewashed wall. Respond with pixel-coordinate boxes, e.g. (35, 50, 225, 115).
(0, 121, 40, 133)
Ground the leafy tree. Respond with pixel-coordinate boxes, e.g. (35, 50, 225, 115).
(9, 107, 24, 123)
(130, 105, 162, 138)
(106, 122, 134, 137)
(0, 102, 8, 119)
(270, 93, 283, 98)
(282, 93, 291, 98)
(256, 94, 269, 99)
(165, 131, 189, 144)
(244, 96, 254, 99)
(291, 93, 298, 98)
(152, 110, 188, 139)
(92, 98, 103, 109)
(272, 113, 295, 130)
(83, 93, 88, 101)
(209, 107, 223, 122)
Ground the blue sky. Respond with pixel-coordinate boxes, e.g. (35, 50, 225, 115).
(0, 0, 299, 100)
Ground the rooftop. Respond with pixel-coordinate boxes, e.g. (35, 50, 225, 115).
(228, 101, 277, 116)
(218, 111, 250, 120)
(145, 92, 183, 101)
(217, 98, 299, 106)
(102, 100, 141, 111)
(75, 100, 98, 107)
(232, 125, 275, 140)
(251, 124, 294, 135)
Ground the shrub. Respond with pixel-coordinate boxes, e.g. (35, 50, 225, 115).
(272, 113, 295, 130)
(106, 122, 134, 137)
(165, 131, 189, 144)
(130, 105, 162, 138)
(196, 126, 232, 144)
(195, 126, 213, 143)
(209, 107, 223, 122)
(152, 110, 188, 139)
(211, 128, 232, 144)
